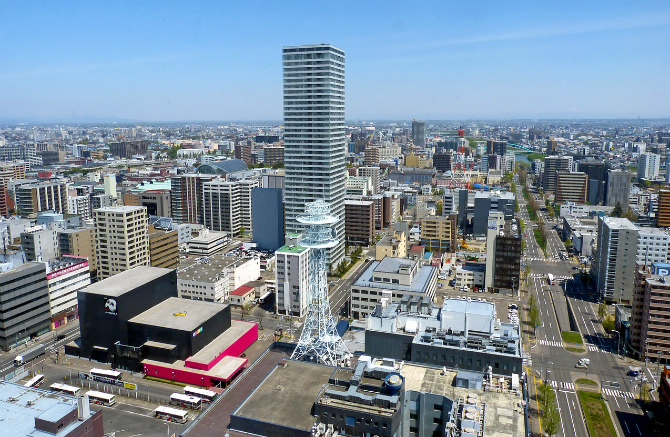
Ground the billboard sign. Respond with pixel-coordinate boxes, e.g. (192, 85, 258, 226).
(104, 298, 118, 315)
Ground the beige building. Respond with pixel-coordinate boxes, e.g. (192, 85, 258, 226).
(555, 171, 588, 204)
(148, 226, 179, 269)
(94, 206, 149, 279)
(420, 214, 458, 253)
(58, 227, 97, 276)
(375, 227, 408, 260)
(15, 181, 68, 215)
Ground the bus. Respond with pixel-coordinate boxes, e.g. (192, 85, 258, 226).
(24, 374, 45, 388)
(547, 273, 555, 285)
(89, 368, 122, 384)
(154, 406, 188, 424)
(86, 390, 116, 406)
(169, 393, 202, 410)
(183, 386, 217, 403)
(50, 383, 81, 396)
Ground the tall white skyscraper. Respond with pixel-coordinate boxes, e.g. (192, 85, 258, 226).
(283, 44, 346, 268)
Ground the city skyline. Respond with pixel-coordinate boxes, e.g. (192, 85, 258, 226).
(1, 1, 669, 122)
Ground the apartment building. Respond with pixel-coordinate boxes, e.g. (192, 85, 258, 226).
(171, 174, 217, 224)
(202, 178, 258, 236)
(0, 161, 27, 217)
(542, 156, 572, 193)
(358, 166, 381, 194)
(21, 226, 59, 262)
(344, 199, 374, 246)
(638, 152, 660, 180)
(148, 226, 179, 269)
(656, 189, 670, 227)
(592, 216, 639, 303)
(275, 245, 310, 317)
(640, 268, 670, 361)
(94, 206, 149, 279)
(420, 214, 457, 253)
(364, 146, 380, 166)
(15, 181, 68, 215)
(555, 171, 588, 204)
(67, 195, 91, 219)
(58, 227, 97, 275)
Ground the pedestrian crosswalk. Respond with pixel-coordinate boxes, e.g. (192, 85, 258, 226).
(538, 339, 563, 347)
(602, 388, 635, 398)
(587, 344, 612, 353)
(526, 258, 564, 263)
(549, 380, 575, 390)
(528, 273, 572, 280)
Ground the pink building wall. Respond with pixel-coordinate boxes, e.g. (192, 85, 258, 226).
(185, 321, 258, 371)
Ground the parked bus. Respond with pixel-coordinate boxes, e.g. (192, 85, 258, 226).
(169, 393, 202, 410)
(24, 374, 45, 388)
(547, 273, 555, 285)
(154, 406, 188, 424)
(89, 368, 122, 383)
(86, 390, 116, 406)
(183, 386, 217, 403)
(50, 383, 81, 396)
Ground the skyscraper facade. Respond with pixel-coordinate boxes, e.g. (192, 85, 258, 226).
(283, 44, 346, 268)
(412, 119, 426, 149)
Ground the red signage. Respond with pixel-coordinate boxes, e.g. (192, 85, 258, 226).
(47, 260, 89, 280)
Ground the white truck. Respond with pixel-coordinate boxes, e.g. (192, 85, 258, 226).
(575, 358, 590, 368)
(14, 343, 46, 366)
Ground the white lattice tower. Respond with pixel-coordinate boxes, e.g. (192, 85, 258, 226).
(291, 200, 351, 366)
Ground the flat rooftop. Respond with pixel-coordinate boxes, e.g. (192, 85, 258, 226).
(80, 266, 172, 296)
(190, 231, 227, 244)
(188, 321, 255, 366)
(129, 297, 226, 331)
(232, 360, 335, 433)
(143, 355, 247, 382)
(276, 244, 308, 254)
(178, 254, 253, 283)
(374, 256, 417, 273)
(0, 382, 94, 437)
(402, 364, 524, 437)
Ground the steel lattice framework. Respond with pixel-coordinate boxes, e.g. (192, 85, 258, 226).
(291, 200, 351, 366)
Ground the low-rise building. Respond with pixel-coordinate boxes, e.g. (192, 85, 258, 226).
(366, 297, 523, 376)
(21, 225, 59, 262)
(350, 257, 437, 320)
(178, 254, 260, 303)
(454, 263, 486, 290)
(228, 285, 256, 307)
(188, 230, 228, 256)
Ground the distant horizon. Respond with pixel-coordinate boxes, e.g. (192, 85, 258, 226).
(2, 1, 669, 122)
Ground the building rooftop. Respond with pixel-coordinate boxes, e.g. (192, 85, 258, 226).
(344, 199, 374, 206)
(130, 180, 171, 192)
(197, 159, 248, 175)
(80, 266, 172, 296)
(178, 254, 253, 284)
(0, 382, 95, 437)
(129, 297, 226, 332)
(601, 216, 638, 230)
(93, 205, 146, 213)
(233, 360, 336, 433)
(189, 230, 227, 245)
(230, 285, 254, 296)
(374, 257, 417, 274)
(0, 261, 44, 279)
(354, 258, 435, 295)
(276, 244, 308, 254)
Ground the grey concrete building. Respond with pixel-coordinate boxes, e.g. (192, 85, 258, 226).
(0, 262, 50, 351)
(412, 119, 426, 149)
(542, 156, 571, 193)
(471, 190, 515, 236)
(365, 297, 523, 376)
(592, 216, 638, 303)
(251, 188, 284, 251)
(605, 170, 632, 212)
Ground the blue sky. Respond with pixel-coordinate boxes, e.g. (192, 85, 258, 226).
(1, 0, 669, 122)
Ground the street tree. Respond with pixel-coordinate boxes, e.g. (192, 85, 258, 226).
(597, 302, 607, 322)
(542, 401, 561, 437)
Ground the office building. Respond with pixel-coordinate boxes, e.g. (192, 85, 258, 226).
(636, 227, 670, 265)
(605, 170, 632, 211)
(555, 171, 588, 203)
(344, 199, 375, 246)
(263, 145, 284, 166)
(638, 153, 660, 180)
(188, 230, 227, 256)
(283, 44, 346, 269)
(486, 139, 507, 156)
(468, 190, 515, 236)
(0, 382, 103, 437)
(0, 262, 50, 351)
(58, 227, 97, 276)
(350, 257, 437, 320)
(0, 162, 27, 217)
(138, 190, 171, 217)
(636, 263, 670, 361)
(433, 151, 452, 172)
(15, 181, 68, 215)
(485, 221, 522, 295)
(592, 217, 638, 303)
(420, 214, 457, 253)
(366, 297, 523, 376)
(108, 139, 149, 158)
(412, 119, 426, 149)
(91, 194, 116, 210)
(364, 146, 380, 166)
(148, 226, 179, 269)
(103, 174, 117, 198)
(178, 254, 260, 303)
(577, 160, 606, 205)
(275, 245, 310, 317)
(542, 156, 571, 193)
(45, 256, 90, 329)
(93, 206, 149, 279)
(171, 174, 217, 224)
(202, 178, 258, 236)
(251, 188, 284, 252)
(67, 195, 91, 219)
(657, 189, 670, 227)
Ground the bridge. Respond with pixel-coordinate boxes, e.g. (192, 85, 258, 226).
(506, 142, 533, 152)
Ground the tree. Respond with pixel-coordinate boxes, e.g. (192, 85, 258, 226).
(436, 201, 443, 216)
(240, 302, 252, 320)
(602, 314, 615, 333)
(529, 304, 540, 335)
(597, 302, 607, 322)
(239, 226, 246, 236)
(542, 401, 561, 437)
(639, 382, 652, 404)
(611, 202, 623, 217)
(564, 238, 573, 251)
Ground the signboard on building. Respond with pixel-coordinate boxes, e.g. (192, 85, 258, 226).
(104, 298, 118, 316)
